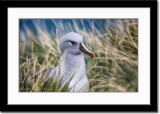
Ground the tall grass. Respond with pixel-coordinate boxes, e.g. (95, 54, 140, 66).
(19, 19, 138, 92)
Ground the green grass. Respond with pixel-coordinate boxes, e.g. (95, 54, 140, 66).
(19, 19, 138, 92)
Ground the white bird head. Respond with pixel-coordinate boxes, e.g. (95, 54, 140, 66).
(59, 32, 95, 59)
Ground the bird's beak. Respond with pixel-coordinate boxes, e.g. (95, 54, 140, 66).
(79, 43, 95, 60)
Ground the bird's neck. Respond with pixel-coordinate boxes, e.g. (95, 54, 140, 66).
(60, 52, 85, 68)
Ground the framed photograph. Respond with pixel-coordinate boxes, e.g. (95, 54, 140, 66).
(2, 0, 157, 112)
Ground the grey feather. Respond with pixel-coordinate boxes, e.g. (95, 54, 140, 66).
(47, 32, 89, 92)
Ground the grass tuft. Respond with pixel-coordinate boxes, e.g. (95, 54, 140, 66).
(20, 19, 138, 92)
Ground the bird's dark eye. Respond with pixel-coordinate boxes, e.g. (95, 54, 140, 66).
(69, 41, 76, 45)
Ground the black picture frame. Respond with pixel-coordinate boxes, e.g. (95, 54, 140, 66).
(2, 0, 158, 112)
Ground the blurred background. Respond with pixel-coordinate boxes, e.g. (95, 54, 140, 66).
(19, 19, 138, 92)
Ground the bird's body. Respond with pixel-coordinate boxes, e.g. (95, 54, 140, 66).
(48, 53, 89, 92)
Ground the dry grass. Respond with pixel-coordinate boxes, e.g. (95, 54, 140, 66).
(19, 19, 138, 92)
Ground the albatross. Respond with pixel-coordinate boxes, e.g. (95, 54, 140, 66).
(24, 32, 95, 92)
